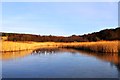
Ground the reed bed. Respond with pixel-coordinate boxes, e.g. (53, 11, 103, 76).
(1, 41, 120, 53)
(62, 41, 120, 53)
(1, 41, 59, 52)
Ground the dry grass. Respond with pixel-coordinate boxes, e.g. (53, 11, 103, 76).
(62, 41, 120, 53)
(1, 41, 59, 52)
(1, 41, 120, 53)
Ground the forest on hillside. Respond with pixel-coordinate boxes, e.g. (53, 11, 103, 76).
(1, 27, 120, 42)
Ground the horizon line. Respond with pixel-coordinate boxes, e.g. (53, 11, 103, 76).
(1, 27, 119, 37)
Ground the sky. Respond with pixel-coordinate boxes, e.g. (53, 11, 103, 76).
(2, 2, 118, 36)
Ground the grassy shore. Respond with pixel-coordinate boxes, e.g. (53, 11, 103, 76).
(62, 41, 120, 53)
(1, 41, 120, 53)
(1, 41, 59, 52)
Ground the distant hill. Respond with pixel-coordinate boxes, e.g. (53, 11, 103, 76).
(1, 27, 120, 42)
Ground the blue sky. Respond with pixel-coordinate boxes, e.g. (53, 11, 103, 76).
(2, 2, 118, 36)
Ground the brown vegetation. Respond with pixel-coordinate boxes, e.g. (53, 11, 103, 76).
(1, 41, 120, 53)
(1, 41, 59, 52)
(1, 27, 120, 53)
(1, 27, 120, 42)
(62, 41, 120, 53)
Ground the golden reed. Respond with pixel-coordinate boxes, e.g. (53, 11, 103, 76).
(1, 41, 120, 53)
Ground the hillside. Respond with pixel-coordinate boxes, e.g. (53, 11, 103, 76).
(1, 27, 120, 42)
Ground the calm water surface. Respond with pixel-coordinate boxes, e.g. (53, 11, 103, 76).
(2, 48, 120, 78)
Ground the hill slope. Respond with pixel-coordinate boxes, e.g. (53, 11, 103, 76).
(1, 27, 120, 42)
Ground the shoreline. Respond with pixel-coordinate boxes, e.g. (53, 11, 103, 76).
(1, 41, 120, 53)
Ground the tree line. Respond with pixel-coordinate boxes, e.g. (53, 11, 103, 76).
(1, 27, 120, 42)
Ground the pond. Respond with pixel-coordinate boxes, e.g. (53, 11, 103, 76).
(1, 48, 120, 78)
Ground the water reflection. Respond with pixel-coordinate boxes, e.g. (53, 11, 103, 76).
(33, 48, 120, 71)
(32, 48, 62, 55)
(33, 48, 120, 78)
(2, 48, 120, 78)
(1, 48, 120, 70)
(1, 50, 33, 60)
